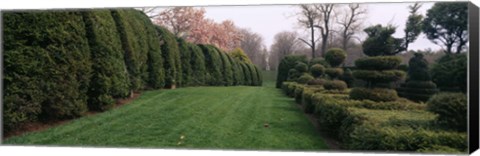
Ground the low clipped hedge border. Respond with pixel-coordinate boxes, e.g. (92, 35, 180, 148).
(349, 87, 399, 102)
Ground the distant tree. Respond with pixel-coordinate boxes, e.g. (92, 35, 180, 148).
(423, 2, 468, 54)
(239, 28, 266, 68)
(297, 4, 321, 58)
(362, 24, 405, 56)
(153, 7, 206, 38)
(337, 4, 367, 51)
(314, 4, 336, 57)
(269, 31, 303, 70)
(403, 3, 423, 52)
(153, 7, 242, 51)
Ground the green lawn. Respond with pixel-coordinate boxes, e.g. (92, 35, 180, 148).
(4, 72, 328, 151)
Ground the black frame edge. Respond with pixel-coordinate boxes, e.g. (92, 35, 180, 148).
(469, 1, 480, 154)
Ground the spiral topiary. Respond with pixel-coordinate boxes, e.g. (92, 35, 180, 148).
(397, 53, 438, 101)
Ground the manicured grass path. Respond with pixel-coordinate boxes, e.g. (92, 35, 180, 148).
(4, 81, 328, 151)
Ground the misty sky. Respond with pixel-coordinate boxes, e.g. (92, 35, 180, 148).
(201, 2, 438, 51)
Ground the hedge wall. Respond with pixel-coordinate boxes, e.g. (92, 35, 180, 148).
(198, 44, 223, 86)
(82, 10, 131, 111)
(3, 11, 92, 131)
(155, 25, 181, 88)
(218, 50, 234, 86)
(137, 11, 165, 90)
(3, 8, 262, 134)
(177, 38, 192, 86)
(111, 9, 149, 91)
(190, 44, 206, 86)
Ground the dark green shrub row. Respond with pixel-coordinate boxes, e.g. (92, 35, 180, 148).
(427, 93, 467, 132)
(3, 9, 262, 133)
(111, 9, 150, 91)
(349, 87, 399, 102)
(275, 55, 308, 88)
(82, 10, 132, 111)
(154, 25, 181, 88)
(177, 38, 192, 86)
(4, 11, 92, 132)
(354, 56, 402, 70)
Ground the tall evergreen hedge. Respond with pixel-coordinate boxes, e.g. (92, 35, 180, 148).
(82, 10, 130, 111)
(199, 44, 223, 86)
(111, 9, 149, 92)
(254, 65, 263, 86)
(2, 9, 262, 134)
(136, 10, 165, 90)
(155, 26, 181, 88)
(219, 51, 234, 86)
(190, 44, 206, 86)
(227, 56, 240, 85)
(239, 62, 251, 85)
(275, 55, 308, 88)
(3, 11, 92, 131)
(177, 38, 192, 86)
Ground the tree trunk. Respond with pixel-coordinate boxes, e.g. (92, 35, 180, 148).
(310, 26, 316, 58)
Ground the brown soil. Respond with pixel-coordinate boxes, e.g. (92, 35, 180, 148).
(3, 92, 142, 140)
(294, 103, 342, 150)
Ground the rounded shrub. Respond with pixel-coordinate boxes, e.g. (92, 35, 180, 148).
(355, 56, 402, 70)
(310, 64, 325, 78)
(353, 70, 405, 83)
(296, 73, 315, 84)
(310, 57, 331, 68)
(287, 68, 300, 81)
(295, 62, 309, 73)
(349, 88, 399, 102)
(427, 93, 467, 132)
(325, 48, 347, 67)
(275, 55, 308, 88)
(324, 80, 348, 91)
(325, 68, 344, 79)
(307, 78, 326, 86)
